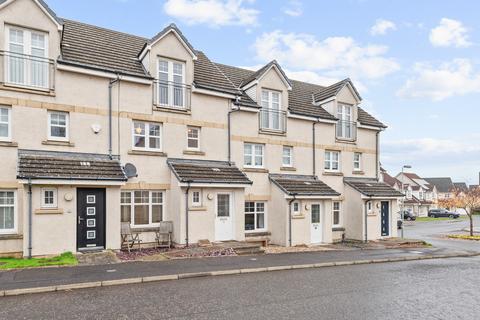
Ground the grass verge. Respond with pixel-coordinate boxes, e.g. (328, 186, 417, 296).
(447, 234, 480, 241)
(0, 252, 77, 270)
(415, 216, 467, 222)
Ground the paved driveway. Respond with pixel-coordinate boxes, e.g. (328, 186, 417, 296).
(403, 215, 480, 252)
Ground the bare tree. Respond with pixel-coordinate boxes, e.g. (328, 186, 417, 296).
(438, 187, 480, 236)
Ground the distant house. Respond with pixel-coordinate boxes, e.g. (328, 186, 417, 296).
(394, 172, 437, 216)
(453, 182, 468, 192)
(424, 177, 455, 200)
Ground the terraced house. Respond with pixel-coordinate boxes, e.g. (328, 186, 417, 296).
(0, 0, 403, 257)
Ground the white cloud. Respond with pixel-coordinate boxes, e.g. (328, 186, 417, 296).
(370, 19, 396, 36)
(429, 18, 471, 48)
(397, 59, 480, 101)
(252, 30, 400, 81)
(381, 136, 480, 183)
(283, 0, 303, 17)
(163, 0, 259, 27)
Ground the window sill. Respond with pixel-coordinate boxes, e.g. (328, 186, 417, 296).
(332, 226, 345, 232)
(183, 150, 205, 156)
(42, 140, 75, 147)
(292, 214, 305, 219)
(0, 233, 22, 240)
(189, 206, 207, 211)
(0, 141, 18, 148)
(130, 226, 159, 233)
(352, 170, 365, 175)
(323, 171, 343, 176)
(35, 208, 63, 215)
(128, 150, 167, 157)
(259, 129, 286, 136)
(280, 166, 296, 171)
(243, 168, 269, 173)
(153, 105, 191, 115)
(335, 138, 356, 144)
(0, 83, 55, 96)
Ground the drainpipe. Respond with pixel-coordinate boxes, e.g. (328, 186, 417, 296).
(27, 178, 32, 259)
(375, 131, 380, 180)
(288, 193, 297, 247)
(227, 98, 241, 164)
(312, 118, 320, 177)
(364, 195, 372, 243)
(108, 75, 120, 159)
(185, 181, 191, 247)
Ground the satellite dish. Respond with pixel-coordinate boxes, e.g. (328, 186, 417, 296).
(124, 163, 138, 178)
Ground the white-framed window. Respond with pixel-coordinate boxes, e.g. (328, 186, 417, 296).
(187, 126, 200, 150)
(325, 151, 340, 172)
(353, 152, 362, 171)
(0, 190, 16, 234)
(120, 190, 164, 227)
(333, 201, 341, 227)
(0, 106, 11, 141)
(244, 143, 264, 168)
(5, 25, 49, 89)
(48, 111, 69, 141)
(292, 201, 300, 215)
(132, 121, 162, 151)
(41, 188, 57, 208)
(245, 201, 266, 231)
(336, 104, 354, 139)
(157, 58, 186, 107)
(260, 89, 282, 131)
(282, 146, 293, 167)
(191, 190, 201, 207)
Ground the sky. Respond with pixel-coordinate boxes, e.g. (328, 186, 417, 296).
(46, 0, 480, 184)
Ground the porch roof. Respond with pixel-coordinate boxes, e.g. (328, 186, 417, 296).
(344, 177, 404, 198)
(167, 158, 252, 185)
(17, 149, 127, 181)
(269, 174, 340, 197)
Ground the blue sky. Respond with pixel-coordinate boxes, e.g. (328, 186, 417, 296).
(47, 0, 480, 184)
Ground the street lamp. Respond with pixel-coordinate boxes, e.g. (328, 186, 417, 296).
(400, 165, 412, 238)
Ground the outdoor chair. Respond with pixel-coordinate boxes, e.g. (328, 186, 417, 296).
(121, 222, 142, 252)
(155, 221, 173, 249)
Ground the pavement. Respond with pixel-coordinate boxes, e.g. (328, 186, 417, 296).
(1, 255, 479, 319)
(0, 217, 479, 296)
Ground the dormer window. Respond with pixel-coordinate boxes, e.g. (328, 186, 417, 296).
(5, 25, 51, 90)
(260, 89, 286, 133)
(156, 58, 190, 110)
(336, 104, 356, 140)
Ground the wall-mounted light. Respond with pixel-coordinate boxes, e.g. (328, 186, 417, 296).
(91, 124, 102, 134)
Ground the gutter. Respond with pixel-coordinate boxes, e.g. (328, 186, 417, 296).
(288, 193, 297, 247)
(185, 181, 192, 247)
(108, 75, 120, 159)
(228, 99, 241, 164)
(27, 178, 32, 259)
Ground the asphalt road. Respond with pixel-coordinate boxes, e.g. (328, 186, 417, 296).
(404, 215, 480, 252)
(1, 256, 479, 320)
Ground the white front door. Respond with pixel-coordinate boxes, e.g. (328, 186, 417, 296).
(215, 192, 234, 241)
(311, 203, 322, 244)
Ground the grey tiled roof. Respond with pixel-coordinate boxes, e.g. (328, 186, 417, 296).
(240, 60, 292, 89)
(357, 107, 386, 128)
(193, 51, 240, 95)
(60, 19, 148, 78)
(344, 177, 404, 197)
(269, 174, 340, 196)
(167, 158, 252, 185)
(424, 178, 454, 193)
(17, 150, 127, 181)
(453, 182, 468, 192)
(313, 78, 361, 102)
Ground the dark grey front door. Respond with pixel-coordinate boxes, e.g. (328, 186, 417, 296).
(77, 188, 106, 250)
(381, 201, 390, 236)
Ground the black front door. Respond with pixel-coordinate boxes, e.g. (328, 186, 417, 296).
(381, 201, 390, 236)
(77, 188, 106, 250)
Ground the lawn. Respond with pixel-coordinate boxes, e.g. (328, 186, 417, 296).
(415, 216, 467, 222)
(447, 234, 480, 241)
(0, 252, 77, 270)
